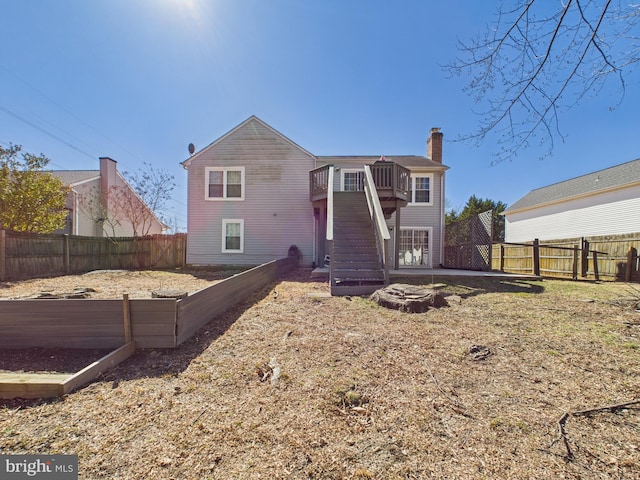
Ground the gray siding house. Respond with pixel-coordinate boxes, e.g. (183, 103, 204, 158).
(182, 116, 448, 292)
(504, 158, 640, 243)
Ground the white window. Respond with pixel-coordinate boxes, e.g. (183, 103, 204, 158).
(398, 227, 431, 267)
(222, 219, 244, 253)
(410, 174, 433, 205)
(205, 167, 245, 200)
(341, 169, 365, 191)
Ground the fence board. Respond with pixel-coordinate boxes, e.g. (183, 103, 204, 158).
(0, 231, 186, 281)
(492, 233, 640, 282)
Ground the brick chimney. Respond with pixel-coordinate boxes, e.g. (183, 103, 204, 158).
(427, 128, 443, 163)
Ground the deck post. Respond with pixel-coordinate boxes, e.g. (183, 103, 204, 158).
(394, 200, 401, 270)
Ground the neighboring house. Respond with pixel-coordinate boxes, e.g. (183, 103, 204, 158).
(182, 116, 449, 293)
(503, 158, 640, 243)
(52, 157, 166, 237)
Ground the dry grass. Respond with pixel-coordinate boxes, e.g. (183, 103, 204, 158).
(1, 269, 640, 479)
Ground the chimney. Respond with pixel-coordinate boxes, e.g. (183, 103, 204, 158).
(427, 128, 443, 163)
(99, 157, 118, 212)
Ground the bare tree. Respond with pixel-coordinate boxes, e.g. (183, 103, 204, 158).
(123, 163, 175, 225)
(445, 0, 640, 163)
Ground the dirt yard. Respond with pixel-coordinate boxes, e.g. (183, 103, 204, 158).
(0, 268, 246, 300)
(1, 269, 640, 479)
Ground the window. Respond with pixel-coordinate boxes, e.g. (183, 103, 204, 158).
(398, 228, 431, 267)
(410, 174, 433, 205)
(222, 219, 244, 253)
(206, 167, 245, 200)
(342, 169, 364, 191)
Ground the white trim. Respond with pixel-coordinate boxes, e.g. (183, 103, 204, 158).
(340, 168, 365, 191)
(222, 219, 244, 253)
(205, 167, 245, 201)
(408, 173, 434, 206)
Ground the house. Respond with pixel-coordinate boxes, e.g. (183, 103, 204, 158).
(182, 116, 449, 294)
(51, 157, 166, 237)
(503, 158, 640, 243)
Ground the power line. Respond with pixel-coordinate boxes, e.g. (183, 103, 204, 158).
(0, 65, 143, 162)
(0, 104, 97, 161)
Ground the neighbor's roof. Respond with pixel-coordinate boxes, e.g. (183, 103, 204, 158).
(505, 158, 640, 214)
(317, 155, 448, 170)
(50, 170, 100, 186)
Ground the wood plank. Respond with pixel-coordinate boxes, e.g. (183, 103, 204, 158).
(62, 341, 136, 394)
(0, 373, 69, 399)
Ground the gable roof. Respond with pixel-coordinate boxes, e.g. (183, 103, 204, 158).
(50, 170, 99, 186)
(181, 115, 316, 168)
(505, 158, 640, 214)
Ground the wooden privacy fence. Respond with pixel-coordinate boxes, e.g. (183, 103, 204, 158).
(0, 257, 299, 349)
(491, 234, 640, 282)
(0, 230, 187, 281)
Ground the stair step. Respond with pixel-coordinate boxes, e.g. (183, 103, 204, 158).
(332, 261, 381, 269)
(334, 269, 385, 280)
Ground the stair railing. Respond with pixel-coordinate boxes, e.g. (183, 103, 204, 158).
(363, 165, 391, 284)
(326, 166, 335, 287)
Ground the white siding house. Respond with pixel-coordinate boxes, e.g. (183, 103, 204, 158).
(504, 158, 640, 243)
(182, 116, 449, 269)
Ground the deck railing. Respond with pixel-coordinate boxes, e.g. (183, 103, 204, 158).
(369, 162, 410, 199)
(364, 165, 391, 284)
(310, 162, 410, 201)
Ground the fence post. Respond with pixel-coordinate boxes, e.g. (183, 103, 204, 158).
(626, 247, 637, 282)
(532, 238, 540, 276)
(572, 245, 579, 280)
(63, 234, 70, 275)
(500, 244, 505, 271)
(0, 230, 5, 281)
(581, 238, 589, 277)
(593, 251, 600, 281)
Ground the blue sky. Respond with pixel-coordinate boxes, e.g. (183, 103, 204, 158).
(1, 0, 638, 232)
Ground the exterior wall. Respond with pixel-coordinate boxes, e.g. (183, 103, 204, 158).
(505, 184, 640, 243)
(107, 173, 165, 237)
(186, 118, 316, 266)
(72, 178, 103, 236)
(325, 159, 446, 267)
(387, 170, 445, 267)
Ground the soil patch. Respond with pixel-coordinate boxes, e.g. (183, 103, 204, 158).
(1, 270, 639, 479)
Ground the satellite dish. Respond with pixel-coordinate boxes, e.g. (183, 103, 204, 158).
(188, 143, 195, 155)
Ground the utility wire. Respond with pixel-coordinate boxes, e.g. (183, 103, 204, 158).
(0, 104, 97, 161)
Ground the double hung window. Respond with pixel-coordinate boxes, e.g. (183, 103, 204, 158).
(222, 219, 244, 253)
(410, 174, 433, 205)
(206, 167, 244, 200)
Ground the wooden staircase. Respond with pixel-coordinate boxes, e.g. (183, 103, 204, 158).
(331, 192, 386, 296)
